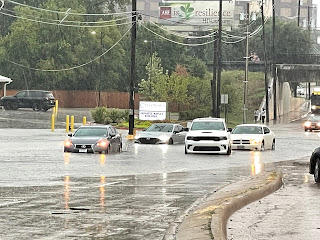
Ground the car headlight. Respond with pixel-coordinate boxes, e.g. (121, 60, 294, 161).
(64, 140, 73, 147)
(311, 105, 316, 110)
(250, 138, 263, 145)
(187, 136, 194, 140)
(304, 121, 312, 127)
(158, 135, 170, 142)
(97, 140, 108, 147)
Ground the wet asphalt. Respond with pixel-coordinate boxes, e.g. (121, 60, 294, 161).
(0, 105, 317, 239)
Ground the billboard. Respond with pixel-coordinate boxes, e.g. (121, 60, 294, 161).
(139, 101, 167, 120)
(159, 1, 235, 28)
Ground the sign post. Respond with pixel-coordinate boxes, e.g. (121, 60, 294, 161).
(139, 101, 167, 121)
(221, 94, 228, 122)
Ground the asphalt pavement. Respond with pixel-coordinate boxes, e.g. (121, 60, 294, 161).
(174, 101, 319, 240)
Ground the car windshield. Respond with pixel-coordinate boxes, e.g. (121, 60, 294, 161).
(145, 124, 173, 132)
(191, 121, 225, 131)
(74, 128, 107, 137)
(232, 126, 263, 134)
(308, 116, 320, 122)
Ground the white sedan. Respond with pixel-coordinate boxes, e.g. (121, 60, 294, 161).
(231, 124, 275, 151)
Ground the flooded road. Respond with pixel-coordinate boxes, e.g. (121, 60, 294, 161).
(0, 109, 317, 239)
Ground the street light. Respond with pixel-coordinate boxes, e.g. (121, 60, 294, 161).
(240, 3, 256, 124)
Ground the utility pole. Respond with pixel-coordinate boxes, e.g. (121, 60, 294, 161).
(129, 0, 137, 136)
(211, 33, 217, 117)
(243, 2, 250, 124)
(261, 0, 269, 123)
(217, 0, 223, 118)
(272, 0, 277, 121)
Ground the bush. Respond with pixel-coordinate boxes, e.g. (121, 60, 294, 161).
(179, 107, 211, 120)
(91, 107, 127, 124)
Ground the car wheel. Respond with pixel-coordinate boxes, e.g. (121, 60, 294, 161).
(168, 138, 173, 145)
(3, 101, 11, 110)
(271, 140, 275, 150)
(305, 128, 308, 132)
(41, 104, 49, 112)
(314, 159, 320, 183)
(184, 146, 188, 154)
(260, 141, 265, 151)
(32, 102, 41, 111)
(226, 145, 231, 155)
(106, 145, 111, 154)
(118, 143, 122, 153)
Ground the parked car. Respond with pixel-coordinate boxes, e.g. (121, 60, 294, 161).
(184, 117, 232, 155)
(0, 90, 55, 111)
(134, 123, 187, 144)
(304, 115, 320, 132)
(231, 124, 275, 151)
(309, 147, 320, 182)
(63, 125, 122, 154)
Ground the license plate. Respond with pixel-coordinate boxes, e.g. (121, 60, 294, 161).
(237, 145, 245, 149)
(79, 149, 87, 153)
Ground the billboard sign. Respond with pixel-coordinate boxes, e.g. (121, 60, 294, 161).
(159, 1, 235, 27)
(139, 101, 167, 120)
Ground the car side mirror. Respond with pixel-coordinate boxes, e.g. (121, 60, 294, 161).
(227, 128, 232, 132)
(183, 127, 189, 132)
(110, 133, 116, 137)
(68, 133, 72, 137)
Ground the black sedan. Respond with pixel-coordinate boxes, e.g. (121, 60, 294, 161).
(63, 125, 122, 154)
(304, 115, 320, 132)
(309, 147, 320, 182)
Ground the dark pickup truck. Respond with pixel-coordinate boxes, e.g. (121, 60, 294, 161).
(0, 90, 56, 112)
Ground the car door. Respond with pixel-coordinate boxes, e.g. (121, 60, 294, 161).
(263, 127, 273, 149)
(108, 127, 120, 152)
(177, 125, 186, 143)
(15, 91, 28, 108)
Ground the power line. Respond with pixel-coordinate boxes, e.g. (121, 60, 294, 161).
(6, 26, 132, 72)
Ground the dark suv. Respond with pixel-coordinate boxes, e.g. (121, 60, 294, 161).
(0, 90, 56, 112)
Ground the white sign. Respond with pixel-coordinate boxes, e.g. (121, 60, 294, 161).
(139, 101, 167, 120)
(221, 94, 228, 104)
(159, 1, 235, 27)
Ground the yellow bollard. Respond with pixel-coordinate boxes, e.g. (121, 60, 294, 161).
(66, 115, 70, 132)
(83, 116, 86, 125)
(52, 106, 56, 116)
(71, 116, 74, 132)
(51, 114, 55, 132)
(55, 100, 59, 116)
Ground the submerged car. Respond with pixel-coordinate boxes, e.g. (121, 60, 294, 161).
(0, 90, 56, 111)
(304, 115, 320, 132)
(309, 147, 320, 183)
(134, 123, 187, 144)
(184, 117, 232, 155)
(231, 124, 275, 151)
(64, 125, 122, 154)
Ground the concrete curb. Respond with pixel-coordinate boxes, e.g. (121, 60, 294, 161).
(211, 171, 283, 240)
(175, 171, 283, 240)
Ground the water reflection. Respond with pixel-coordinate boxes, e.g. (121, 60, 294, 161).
(100, 175, 105, 209)
(64, 175, 70, 209)
(100, 154, 106, 166)
(64, 153, 70, 165)
(250, 152, 262, 175)
(304, 174, 309, 183)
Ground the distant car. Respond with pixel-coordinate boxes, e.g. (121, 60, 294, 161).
(309, 147, 320, 182)
(134, 123, 187, 144)
(231, 124, 275, 151)
(304, 115, 320, 131)
(184, 117, 232, 155)
(0, 90, 55, 111)
(64, 125, 122, 154)
(297, 86, 305, 95)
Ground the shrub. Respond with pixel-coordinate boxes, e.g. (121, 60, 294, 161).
(91, 107, 127, 124)
(90, 107, 108, 124)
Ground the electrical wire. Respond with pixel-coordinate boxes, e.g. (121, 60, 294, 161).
(1, 7, 132, 25)
(0, 10, 135, 28)
(6, 0, 134, 16)
(141, 24, 216, 46)
(0, 0, 4, 11)
(6, 26, 132, 72)
(146, 19, 217, 39)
